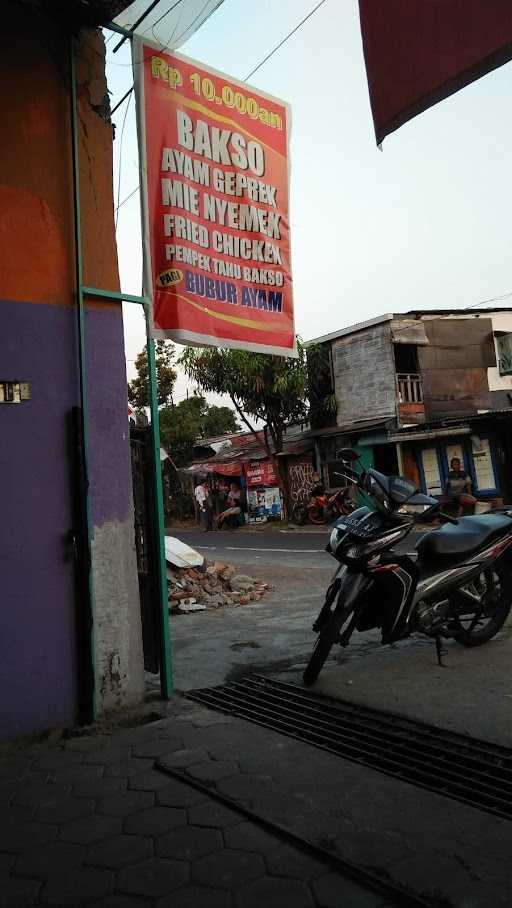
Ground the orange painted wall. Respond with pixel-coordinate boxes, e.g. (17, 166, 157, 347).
(0, 5, 120, 306)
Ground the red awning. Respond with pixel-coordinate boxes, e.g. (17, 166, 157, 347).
(358, 1, 512, 144)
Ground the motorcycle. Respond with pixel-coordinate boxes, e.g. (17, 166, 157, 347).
(304, 448, 512, 686)
(292, 486, 356, 525)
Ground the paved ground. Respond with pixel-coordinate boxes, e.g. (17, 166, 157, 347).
(0, 702, 395, 908)
(1, 695, 511, 908)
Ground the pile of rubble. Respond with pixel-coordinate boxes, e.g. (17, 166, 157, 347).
(167, 560, 272, 613)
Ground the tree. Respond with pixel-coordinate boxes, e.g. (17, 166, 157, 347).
(159, 395, 240, 466)
(180, 342, 309, 510)
(127, 340, 177, 409)
(201, 405, 240, 438)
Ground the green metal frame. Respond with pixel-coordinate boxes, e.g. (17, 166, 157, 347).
(70, 41, 173, 710)
(70, 40, 97, 722)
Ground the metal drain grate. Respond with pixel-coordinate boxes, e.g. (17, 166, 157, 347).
(187, 675, 512, 822)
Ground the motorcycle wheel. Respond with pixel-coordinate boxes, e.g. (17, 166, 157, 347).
(303, 607, 353, 687)
(451, 566, 511, 647)
(308, 505, 326, 525)
(291, 503, 308, 525)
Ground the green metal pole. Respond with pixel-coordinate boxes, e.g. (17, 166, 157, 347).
(70, 37, 97, 722)
(83, 286, 148, 305)
(145, 305, 173, 698)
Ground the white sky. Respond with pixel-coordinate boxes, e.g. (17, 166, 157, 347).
(106, 0, 512, 403)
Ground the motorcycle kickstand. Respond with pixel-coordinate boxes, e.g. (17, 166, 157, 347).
(434, 634, 446, 668)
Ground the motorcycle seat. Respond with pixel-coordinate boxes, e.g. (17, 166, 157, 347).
(416, 513, 512, 562)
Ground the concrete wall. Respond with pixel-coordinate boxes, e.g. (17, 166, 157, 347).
(331, 323, 396, 426)
(0, 6, 143, 739)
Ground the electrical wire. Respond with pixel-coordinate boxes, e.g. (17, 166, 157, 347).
(113, 0, 329, 219)
(115, 90, 133, 231)
(116, 184, 140, 212)
(245, 0, 329, 81)
(466, 290, 512, 309)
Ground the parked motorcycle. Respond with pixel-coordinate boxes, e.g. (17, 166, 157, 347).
(292, 486, 356, 525)
(304, 449, 512, 686)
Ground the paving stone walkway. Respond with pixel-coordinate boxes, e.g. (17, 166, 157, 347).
(0, 700, 394, 908)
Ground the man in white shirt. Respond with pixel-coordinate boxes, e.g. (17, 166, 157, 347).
(194, 482, 206, 509)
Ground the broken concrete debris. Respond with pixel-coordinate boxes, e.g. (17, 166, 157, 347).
(167, 560, 272, 614)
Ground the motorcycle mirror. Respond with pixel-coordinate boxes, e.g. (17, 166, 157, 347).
(338, 448, 359, 463)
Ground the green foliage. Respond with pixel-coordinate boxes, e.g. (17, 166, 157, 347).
(306, 342, 337, 427)
(128, 340, 177, 409)
(159, 395, 240, 466)
(179, 341, 308, 454)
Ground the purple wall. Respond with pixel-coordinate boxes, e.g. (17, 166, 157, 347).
(86, 306, 133, 528)
(0, 300, 134, 740)
(0, 299, 79, 739)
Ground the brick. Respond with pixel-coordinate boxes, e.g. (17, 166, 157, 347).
(98, 791, 154, 817)
(92, 898, 150, 908)
(156, 825, 222, 861)
(72, 777, 127, 798)
(188, 803, 240, 830)
(119, 857, 189, 898)
(65, 736, 111, 753)
(0, 805, 34, 825)
(84, 747, 132, 766)
(235, 877, 314, 908)
(37, 796, 95, 825)
(158, 748, 210, 771)
(192, 850, 265, 889)
(105, 758, 153, 779)
(14, 841, 85, 879)
(157, 886, 231, 908)
(40, 866, 114, 905)
(32, 751, 83, 773)
(265, 844, 327, 881)
(157, 780, 207, 809)
(132, 739, 185, 759)
(86, 833, 152, 869)
(0, 852, 15, 873)
(224, 822, 280, 854)
(129, 770, 174, 791)
(13, 783, 71, 808)
(124, 805, 186, 836)
(0, 821, 57, 853)
(0, 783, 14, 805)
(187, 762, 238, 783)
(0, 876, 40, 908)
(217, 774, 275, 801)
(49, 767, 103, 785)
(60, 814, 122, 845)
(312, 873, 385, 908)
(0, 758, 33, 782)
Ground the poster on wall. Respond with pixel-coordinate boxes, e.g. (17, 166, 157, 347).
(133, 39, 295, 356)
(247, 487, 282, 522)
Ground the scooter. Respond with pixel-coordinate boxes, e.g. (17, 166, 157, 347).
(292, 486, 356, 525)
(304, 449, 512, 686)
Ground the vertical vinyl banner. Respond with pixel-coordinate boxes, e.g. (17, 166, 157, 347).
(133, 40, 295, 355)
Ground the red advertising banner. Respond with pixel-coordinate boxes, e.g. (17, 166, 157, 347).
(245, 459, 278, 487)
(133, 39, 295, 355)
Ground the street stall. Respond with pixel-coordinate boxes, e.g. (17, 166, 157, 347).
(245, 459, 283, 523)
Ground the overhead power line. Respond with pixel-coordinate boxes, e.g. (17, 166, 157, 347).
(112, 0, 330, 218)
(245, 0, 329, 81)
